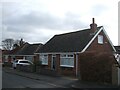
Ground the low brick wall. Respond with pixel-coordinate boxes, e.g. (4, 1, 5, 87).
(60, 67, 75, 77)
(4, 62, 12, 67)
(36, 66, 59, 76)
(16, 65, 34, 73)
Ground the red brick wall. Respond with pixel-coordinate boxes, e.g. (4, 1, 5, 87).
(34, 54, 39, 62)
(48, 54, 52, 69)
(78, 52, 116, 84)
(56, 54, 60, 73)
(58, 54, 76, 77)
(86, 31, 114, 53)
(15, 56, 24, 59)
(39, 54, 77, 77)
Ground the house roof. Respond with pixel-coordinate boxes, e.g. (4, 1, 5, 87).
(37, 26, 102, 53)
(2, 47, 22, 55)
(15, 43, 43, 55)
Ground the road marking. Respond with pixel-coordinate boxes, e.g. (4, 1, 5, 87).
(47, 83, 67, 88)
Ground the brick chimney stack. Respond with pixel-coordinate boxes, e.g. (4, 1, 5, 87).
(90, 18, 97, 33)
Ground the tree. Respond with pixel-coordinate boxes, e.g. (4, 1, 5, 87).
(13, 39, 25, 48)
(2, 38, 25, 50)
(2, 39, 14, 50)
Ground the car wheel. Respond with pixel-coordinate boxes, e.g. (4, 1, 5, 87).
(13, 67, 16, 69)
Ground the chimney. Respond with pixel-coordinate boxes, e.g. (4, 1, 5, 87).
(20, 38, 24, 46)
(90, 18, 97, 33)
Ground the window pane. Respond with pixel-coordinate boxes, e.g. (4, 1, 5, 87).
(98, 35, 103, 44)
(25, 56, 33, 61)
(68, 55, 74, 57)
(40, 55, 48, 65)
(60, 54, 74, 67)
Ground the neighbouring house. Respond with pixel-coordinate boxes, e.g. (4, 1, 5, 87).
(35, 18, 117, 79)
(2, 44, 25, 67)
(114, 46, 120, 85)
(2, 47, 22, 63)
(2, 38, 43, 63)
(2, 38, 26, 63)
(114, 46, 120, 64)
(11, 43, 43, 62)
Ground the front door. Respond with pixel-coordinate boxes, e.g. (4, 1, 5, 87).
(51, 55, 56, 70)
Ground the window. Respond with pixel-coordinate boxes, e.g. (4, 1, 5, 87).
(60, 54, 74, 67)
(40, 54, 48, 65)
(5, 55, 8, 59)
(25, 56, 33, 62)
(98, 35, 103, 44)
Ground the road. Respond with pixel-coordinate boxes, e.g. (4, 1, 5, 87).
(2, 71, 65, 88)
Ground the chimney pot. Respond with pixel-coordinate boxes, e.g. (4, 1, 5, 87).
(90, 18, 97, 33)
(92, 18, 95, 24)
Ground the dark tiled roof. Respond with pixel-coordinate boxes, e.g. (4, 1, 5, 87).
(16, 43, 43, 55)
(37, 26, 102, 53)
(114, 46, 120, 54)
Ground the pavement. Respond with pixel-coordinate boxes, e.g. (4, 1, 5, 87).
(2, 66, 120, 89)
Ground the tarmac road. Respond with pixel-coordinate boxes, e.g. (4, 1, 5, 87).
(2, 71, 64, 88)
(2, 67, 119, 89)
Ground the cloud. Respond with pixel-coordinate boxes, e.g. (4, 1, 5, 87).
(3, 7, 87, 44)
(3, 10, 86, 30)
(1, 0, 119, 46)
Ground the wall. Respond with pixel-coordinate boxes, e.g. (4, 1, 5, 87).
(118, 67, 120, 85)
(58, 54, 76, 77)
(112, 64, 118, 85)
(78, 52, 116, 84)
(86, 31, 114, 53)
(38, 54, 76, 77)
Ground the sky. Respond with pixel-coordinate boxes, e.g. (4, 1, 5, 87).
(0, 0, 119, 46)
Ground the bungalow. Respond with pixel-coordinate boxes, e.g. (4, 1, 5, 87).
(35, 18, 116, 77)
(2, 38, 43, 63)
(12, 43, 43, 62)
(2, 48, 21, 63)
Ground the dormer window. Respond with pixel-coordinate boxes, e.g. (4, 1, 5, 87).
(98, 35, 103, 44)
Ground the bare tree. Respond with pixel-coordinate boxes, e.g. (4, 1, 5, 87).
(2, 38, 25, 50)
(2, 39, 14, 50)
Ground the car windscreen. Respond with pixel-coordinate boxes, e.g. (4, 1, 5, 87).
(19, 61, 29, 63)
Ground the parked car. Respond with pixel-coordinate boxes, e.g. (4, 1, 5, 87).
(12, 59, 33, 69)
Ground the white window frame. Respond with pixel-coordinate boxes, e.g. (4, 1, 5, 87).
(60, 54, 74, 67)
(98, 35, 103, 44)
(40, 54, 48, 65)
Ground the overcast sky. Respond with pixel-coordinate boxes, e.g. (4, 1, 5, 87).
(1, 0, 119, 46)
